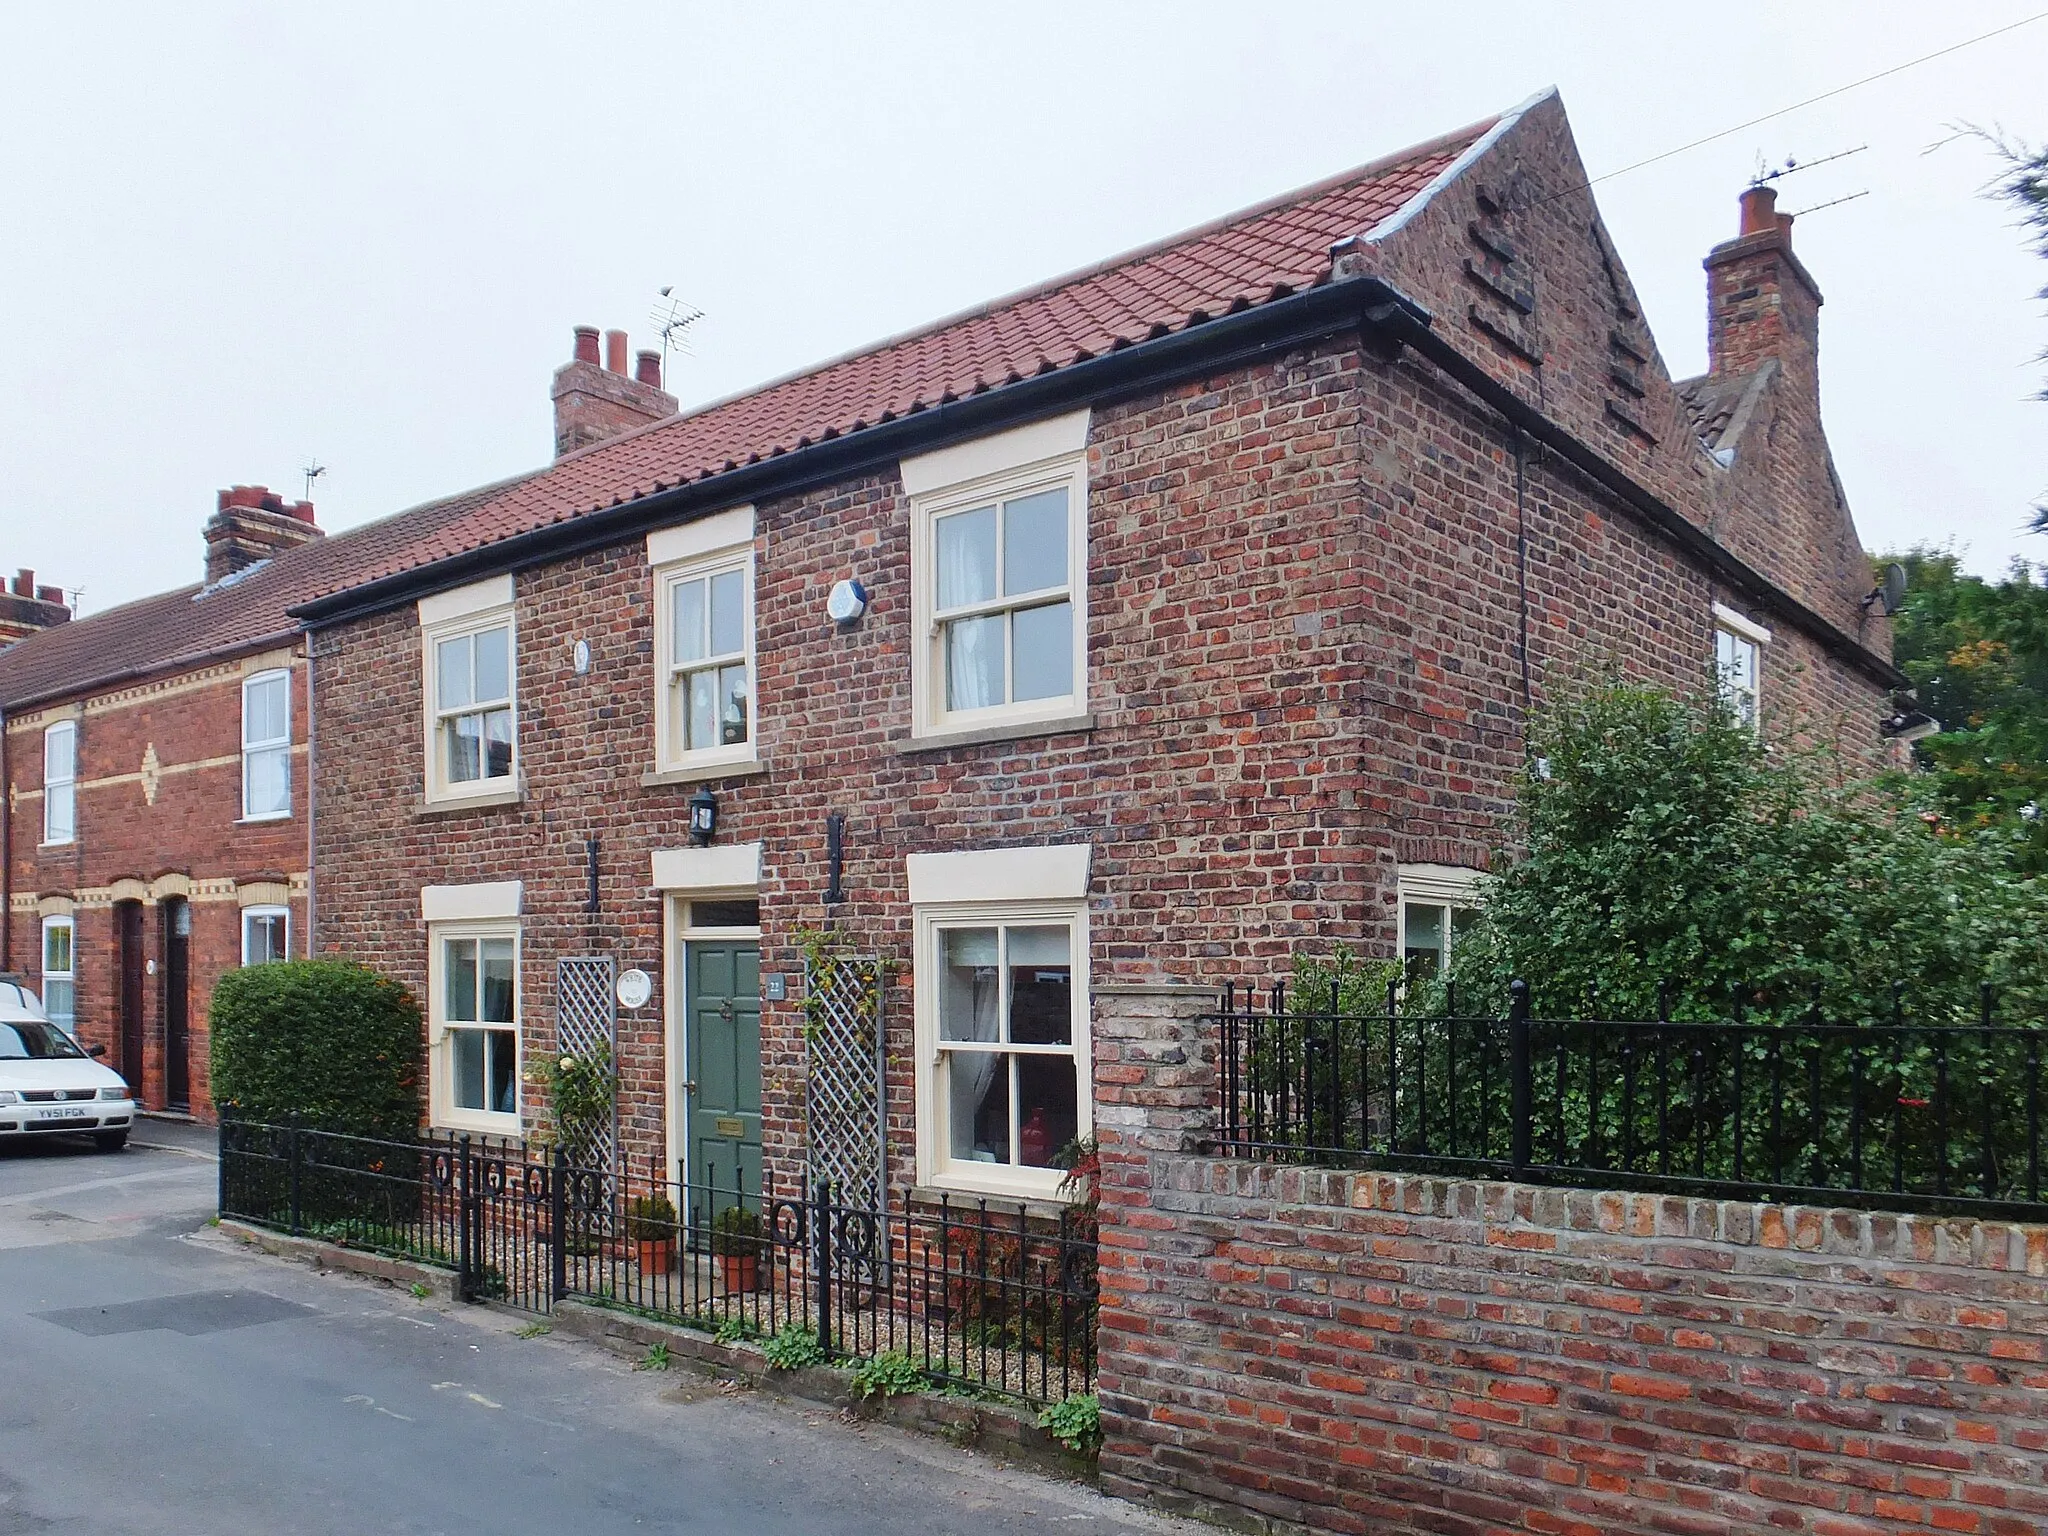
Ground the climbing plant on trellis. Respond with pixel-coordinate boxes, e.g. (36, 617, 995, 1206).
(553, 956, 619, 1175)
(801, 933, 887, 1216)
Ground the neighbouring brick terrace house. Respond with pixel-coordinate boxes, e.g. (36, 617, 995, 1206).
(0, 481, 517, 1118)
(291, 88, 1908, 1228)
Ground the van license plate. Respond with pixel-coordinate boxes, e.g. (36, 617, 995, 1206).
(36, 1107, 89, 1121)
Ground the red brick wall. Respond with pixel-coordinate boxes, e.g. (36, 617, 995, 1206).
(5, 651, 310, 1117)
(1091, 991, 2048, 1536)
(1101, 1159, 2048, 1536)
(311, 327, 1892, 1190)
(1351, 90, 1883, 648)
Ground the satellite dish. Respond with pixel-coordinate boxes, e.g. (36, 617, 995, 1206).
(1881, 562, 1909, 616)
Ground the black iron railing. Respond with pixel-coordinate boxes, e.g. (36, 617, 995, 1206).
(218, 1121, 1096, 1404)
(1214, 981, 2048, 1217)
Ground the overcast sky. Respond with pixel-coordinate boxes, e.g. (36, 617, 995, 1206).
(3, 2, 2043, 616)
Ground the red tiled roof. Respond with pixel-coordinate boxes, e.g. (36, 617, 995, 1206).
(0, 475, 534, 711)
(311, 118, 1493, 599)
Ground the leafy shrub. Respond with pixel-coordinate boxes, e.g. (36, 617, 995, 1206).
(760, 1324, 824, 1371)
(1437, 683, 2048, 1025)
(1037, 1392, 1101, 1454)
(848, 1350, 926, 1402)
(624, 1194, 677, 1242)
(1271, 684, 2048, 1197)
(709, 1203, 764, 1256)
(211, 960, 421, 1138)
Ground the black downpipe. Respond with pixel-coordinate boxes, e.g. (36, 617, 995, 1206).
(1512, 428, 1534, 733)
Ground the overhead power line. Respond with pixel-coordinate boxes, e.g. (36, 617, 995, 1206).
(1586, 11, 2048, 191)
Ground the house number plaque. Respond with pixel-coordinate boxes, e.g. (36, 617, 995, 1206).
(714, 1116, 746, 1139)
(615, 968, 652, 1009)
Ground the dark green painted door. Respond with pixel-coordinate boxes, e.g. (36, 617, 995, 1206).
(686, 942, 762, 1210)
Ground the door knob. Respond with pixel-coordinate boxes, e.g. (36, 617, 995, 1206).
(682, 1080, 698, 1095)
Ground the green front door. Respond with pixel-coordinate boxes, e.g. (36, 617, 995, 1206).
(686, 942, 762, 1210)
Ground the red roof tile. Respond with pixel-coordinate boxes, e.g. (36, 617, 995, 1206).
(313, 119, 1492, 599)
(0, 475, 534, 710)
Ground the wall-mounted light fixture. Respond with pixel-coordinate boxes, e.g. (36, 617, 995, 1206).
(688, 786, 718, 846)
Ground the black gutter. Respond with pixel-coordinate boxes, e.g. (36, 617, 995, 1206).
(292, 279, 1420, 628)
(1362, 296, 1908, 692)
(290, 271, 1903, 695)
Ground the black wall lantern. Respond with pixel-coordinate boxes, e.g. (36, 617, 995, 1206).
(687, 786, 718, 846)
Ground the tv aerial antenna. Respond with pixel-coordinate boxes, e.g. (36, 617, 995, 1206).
(650, 288, 705, 381)
(303, 459, 326, 502)
(1749, 145, 1870, 218)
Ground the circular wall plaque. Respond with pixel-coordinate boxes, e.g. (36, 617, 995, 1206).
(615, 968, 653, 1009)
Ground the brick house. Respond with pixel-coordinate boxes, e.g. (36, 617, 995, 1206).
(0, 481, 513, 1117)
(289, 90, 1907, 1217)
(0, 570, 72, 649)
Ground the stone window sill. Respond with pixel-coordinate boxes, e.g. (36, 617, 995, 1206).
(893, 713, 1096, 757)
(908, 1182, 1076, 1223)
(415, 786, 524, 817)
(639, 760, 769, 789)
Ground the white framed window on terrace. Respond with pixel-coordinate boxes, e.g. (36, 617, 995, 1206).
(242, 906, 289, 966)
(42, 721, 75, 845)
(430, 925, 520, 1134)
(906, 415, 1089, 741)
(241, 669, 291, 820)
(40, 917, 74, 1035)
(657, 552, 754, 768)
(426, 615, 516, 800)
(1398, 866, 1482, 982)
(914, 903, 1089, 1198)
(1713, 605, 1769, 732)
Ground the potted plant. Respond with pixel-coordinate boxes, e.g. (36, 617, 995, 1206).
(626, 1193, 677, 1275)
(711, 1203, 766, 1293)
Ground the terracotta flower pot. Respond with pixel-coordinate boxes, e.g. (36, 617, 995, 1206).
(635, 1237, 675, 1274)
(719, 1251, 761, 1293)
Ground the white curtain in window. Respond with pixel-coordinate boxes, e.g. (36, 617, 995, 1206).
(940, 929, 1003, 1158)
(939, 510, 998, 711)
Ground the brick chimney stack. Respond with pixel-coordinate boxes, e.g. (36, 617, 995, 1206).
(1704, 183, 1823, 389)
(551, 324, 679, 459)
(204, 485, 324, 586)
(0, 569, 71, 648)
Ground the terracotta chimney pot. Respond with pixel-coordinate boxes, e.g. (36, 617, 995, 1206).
(635, 350, 662, 388)
(1738, 184, 1778, 237)
(573, 326, 601, 366)
(604, 329, 629, 374)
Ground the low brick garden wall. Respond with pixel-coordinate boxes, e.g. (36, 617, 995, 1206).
(1097, 1161, 2048, 1536)
(1089, 983, 2048, 1536)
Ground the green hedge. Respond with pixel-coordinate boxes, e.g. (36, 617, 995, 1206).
(211, 960, 422, 1138)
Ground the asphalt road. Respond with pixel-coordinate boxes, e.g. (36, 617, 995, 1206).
(0, 1123, 1188, 1536)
